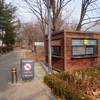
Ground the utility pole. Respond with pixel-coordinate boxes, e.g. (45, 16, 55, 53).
(47, 0, 54, 73)
(43, 0, 53, 73)
(47, 0, 52, 73)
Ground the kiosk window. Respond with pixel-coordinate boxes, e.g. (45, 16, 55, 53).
(72, 39, 98, 58)
(52, 46, 61, 56)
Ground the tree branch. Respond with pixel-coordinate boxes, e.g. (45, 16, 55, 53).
(82, 19, 100, 26)
(83, 16, 100, 21)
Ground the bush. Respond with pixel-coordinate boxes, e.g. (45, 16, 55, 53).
(56, 72, 75, 85)
(44, 73, 91, 100)
(73, 68, 100, 91)
(0, 46, 14, 53)
(74, 68, 100, 79)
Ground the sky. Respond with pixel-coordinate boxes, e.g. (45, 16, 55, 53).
(5, 0, 82, 23)
(6, 0, 35, 23)
(5, 0, 100, 32)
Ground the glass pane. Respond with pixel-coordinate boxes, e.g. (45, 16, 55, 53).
(52, 46, 61, 56)
(93, 46, 97, 55)
(72, 47, 85, 56)
(86, 47, 94, 54)
(72, 39, 83, 46)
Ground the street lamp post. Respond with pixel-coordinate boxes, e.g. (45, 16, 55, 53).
(47, 0, 53, 73)
(43, 0, 53, 73)
(48, 1, 52, 73)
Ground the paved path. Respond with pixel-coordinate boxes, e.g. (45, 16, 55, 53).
(0, 48, 57, 100)
(0, 48, 24, 91)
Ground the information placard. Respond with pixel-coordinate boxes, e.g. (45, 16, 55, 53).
(20, 59, 34, 80)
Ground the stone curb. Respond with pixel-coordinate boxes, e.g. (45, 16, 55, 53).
(40, 62, 48, 74)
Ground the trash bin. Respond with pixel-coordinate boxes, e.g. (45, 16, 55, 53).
(20, 59, 34, 80)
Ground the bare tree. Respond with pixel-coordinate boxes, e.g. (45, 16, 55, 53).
(19, 22, 44, 50)
(21, 22, 44, 43)
(49, 0, 72, 32)
(64, 20, 78, 31)
(32, 22, 44, 42)
(22, 0, 72, 33)
(76, 0, 100, 31)
(21, 23, 35, 46)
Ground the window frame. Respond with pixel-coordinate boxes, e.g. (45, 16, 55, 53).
(72, 38, 98, 58)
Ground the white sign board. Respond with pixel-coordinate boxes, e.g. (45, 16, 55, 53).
(35, 42, 44, 46)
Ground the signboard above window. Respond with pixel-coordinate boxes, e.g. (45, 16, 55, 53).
(72, 39, 97, 46)
(87, 40, 97, 45)
(72, 39, 83, 45)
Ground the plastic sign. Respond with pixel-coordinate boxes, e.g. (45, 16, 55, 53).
(24, 63, 32, 71)
(84, 39, 88, 45)
(21, 59, 34, 80)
